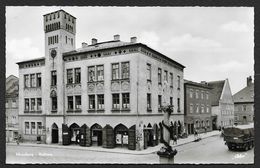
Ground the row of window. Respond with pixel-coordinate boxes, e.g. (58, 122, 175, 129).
(24, 73, 41, 88)
(5, 99, 17, 108)
(147, 64, 181, 88)
(189, 89, 209, 100)
(45, 12, 60, 21)
(147, 94, 180, 112)
(66, 62, 130, 84)
(66, 23, 74, 32)
(45, 22, 60, 32)
(48, 35, 59, 45)
(221, 120, 233, 127)
(24, 98, 42, 112)
(235, 104, 254, 112)
(189, 104, 210, 114)
(221, 110, 233, 116)
(194, 120, 210, 128)
(65, 36, 73, 45)
(24, 122, 43, 135)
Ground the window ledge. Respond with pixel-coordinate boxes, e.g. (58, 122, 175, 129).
(147, 108, 152, 112)
(88, 109, 96, 113)
(97, 109, 105, 113)
(51, 110, 57, 113)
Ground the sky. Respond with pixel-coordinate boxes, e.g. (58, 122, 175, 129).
(6, 6, 254, 94)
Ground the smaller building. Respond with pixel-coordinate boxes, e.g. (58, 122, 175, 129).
(184, 80, 212, 134)
(233, 76, 254, 125)
(208, 79, 234, 129)
(6, 75, 19, 142)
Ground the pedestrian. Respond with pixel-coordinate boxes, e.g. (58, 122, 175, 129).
(194, 129, 198, 140)
(204, 127, 207, 134)
(173, 134, 178, 145)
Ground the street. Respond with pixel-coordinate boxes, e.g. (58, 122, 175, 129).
(6, 135, 253, 164)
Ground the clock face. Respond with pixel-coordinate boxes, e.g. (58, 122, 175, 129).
(51, 49, 57, 58)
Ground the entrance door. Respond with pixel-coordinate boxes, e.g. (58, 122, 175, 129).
(191, 124, 194, 134)
(52, 129, 58, 143)
(97, 130, 102, 146)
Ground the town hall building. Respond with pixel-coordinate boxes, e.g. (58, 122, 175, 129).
(17, 10, 185, 150)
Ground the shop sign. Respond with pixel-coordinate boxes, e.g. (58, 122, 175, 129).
(123, 135, 128, 144)
(116, 134, 122, 144)
(92, 136, 97, 141)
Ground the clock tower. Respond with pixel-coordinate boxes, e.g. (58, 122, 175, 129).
(42, 10, 76, 144)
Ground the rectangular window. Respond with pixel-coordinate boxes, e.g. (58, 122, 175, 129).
(25, 122, 30, 134)
(121, 62, 130, 79)
(147, 64, 151, 81)
(177, 75, 180, 89)
(122, 93, 130, 109)
(37, 122, 42, 135)
(196, 104, 199, 113)
(147, 94, 151, 109)
(67, 69, 73, 84)
(170, 73, 173, 87)
(206, 92, 209, 100)
(201, 92, 204, 99)
(190, 104, 193, 113)
(24, 75, 30, 88)
(112, 63, 119, 80)
(112, 94, 120, 109)
(52, 97, 57, 111)
(206, 106, 209, 113)
(158, 95, 162, 109)
(164, 70, 168, 82)
(37, 98, 42, 111)
(97, 65, 104, 81)
(75, 68, 81, 84)
(12, 99, 17, 108)
(158, 68, 162, 84)
(75, 96, 81, 110)
(89, 95, 95, 109)
(5, 100, 8, 108)
(243, 105, 247, 111)
(25, 99, 29, 111)
(31, 98, 35, 111)
(51, 71, 57, 86)
(201, 105, 204, 113)
(31, 122, 36, 135)
(190, 89, 193, 98)
(170, 97, 173, 106)
(177, 98, 180, 112)
(68, 96, 73, 110)
(30, 74, 36, 87)
(97, 95, 104, 109)
(36, 73, 41, 87)
(196, 90, 199, 99)
(88, 66, 95, 81)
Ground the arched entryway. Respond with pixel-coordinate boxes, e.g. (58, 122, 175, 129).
(102, 124, 114, 148)
(153, 123, 159, 146)
(51, 123, 59, 143)
(145, 123, 154, 147)
(79, 124, 91, 147)
(114, 123, 128, 148)
(128, 125, 136, 150)
(91, 123, 102, 146)
(69, 123, 80, 144)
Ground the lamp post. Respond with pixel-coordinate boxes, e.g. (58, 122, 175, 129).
(157, 81, 177, 163)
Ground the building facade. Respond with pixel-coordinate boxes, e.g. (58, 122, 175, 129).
(208, 79, 234, 129)
(233, 76, 254, 125)
(6, 75, 19, 142)
(184, 80, 212, 134)
(17, 10, 185, 150)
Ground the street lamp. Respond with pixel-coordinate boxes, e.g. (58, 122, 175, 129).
(157, 80, 177, 163)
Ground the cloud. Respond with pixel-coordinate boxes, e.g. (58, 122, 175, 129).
(6, 38, 42, 61)
(139, 31, 160, 50)
(221, 21, 249, 32)
(162, 34, 222, 52)
(203, 61, 246, 72)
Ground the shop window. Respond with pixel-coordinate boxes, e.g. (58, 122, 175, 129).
(112, 63, 119, 80)
(122, 93, 130, 109)
(68, 96, 73, 110)
(74, 68, 81, 84)
(75, 96, 81, 110)
(147, 63, 151, 81)
(36, 73, 41, 87)
(24, 75, 30, 88)
(89, 95, 95, 109)
(51, 71, 57, 86)
(31, 98, 35, 111)
(67, 69, 73, 84)
(158, 68, 162, 84)
(97, 94, 104, 109)
(112, 94, 120, 109)
(147, 93, 151, 110)
(121, 62, 130, 79)
(25, 122, 30, 134)
(88, 66, 95, 82)
(31, 122, 36, 134)
(37, 98, 42, 111)
(97, 65, 104, 81)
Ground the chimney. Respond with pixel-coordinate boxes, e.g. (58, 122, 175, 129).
(92, 38, 97, 45)
(82, 42, 88, 48)
(247, 76, 252, 86)
(130, 37, 137, 43)
(114, 34, 120, 41)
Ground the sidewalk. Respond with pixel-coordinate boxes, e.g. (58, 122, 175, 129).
(7, 131, 221, 155)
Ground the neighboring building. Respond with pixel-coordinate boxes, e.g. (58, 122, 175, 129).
(17, 10, 185, 150)
(233, 76, 254, 125)
(184, 80, 212, 134)
(6, 75, 19, 142)
(208, 79, 234, 129)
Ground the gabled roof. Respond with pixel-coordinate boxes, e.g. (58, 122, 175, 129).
(6, 75, 19, 95)
(208, 80, 225, 106)
(184, 79, 212, 89)
(233, 83, 254, 103)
